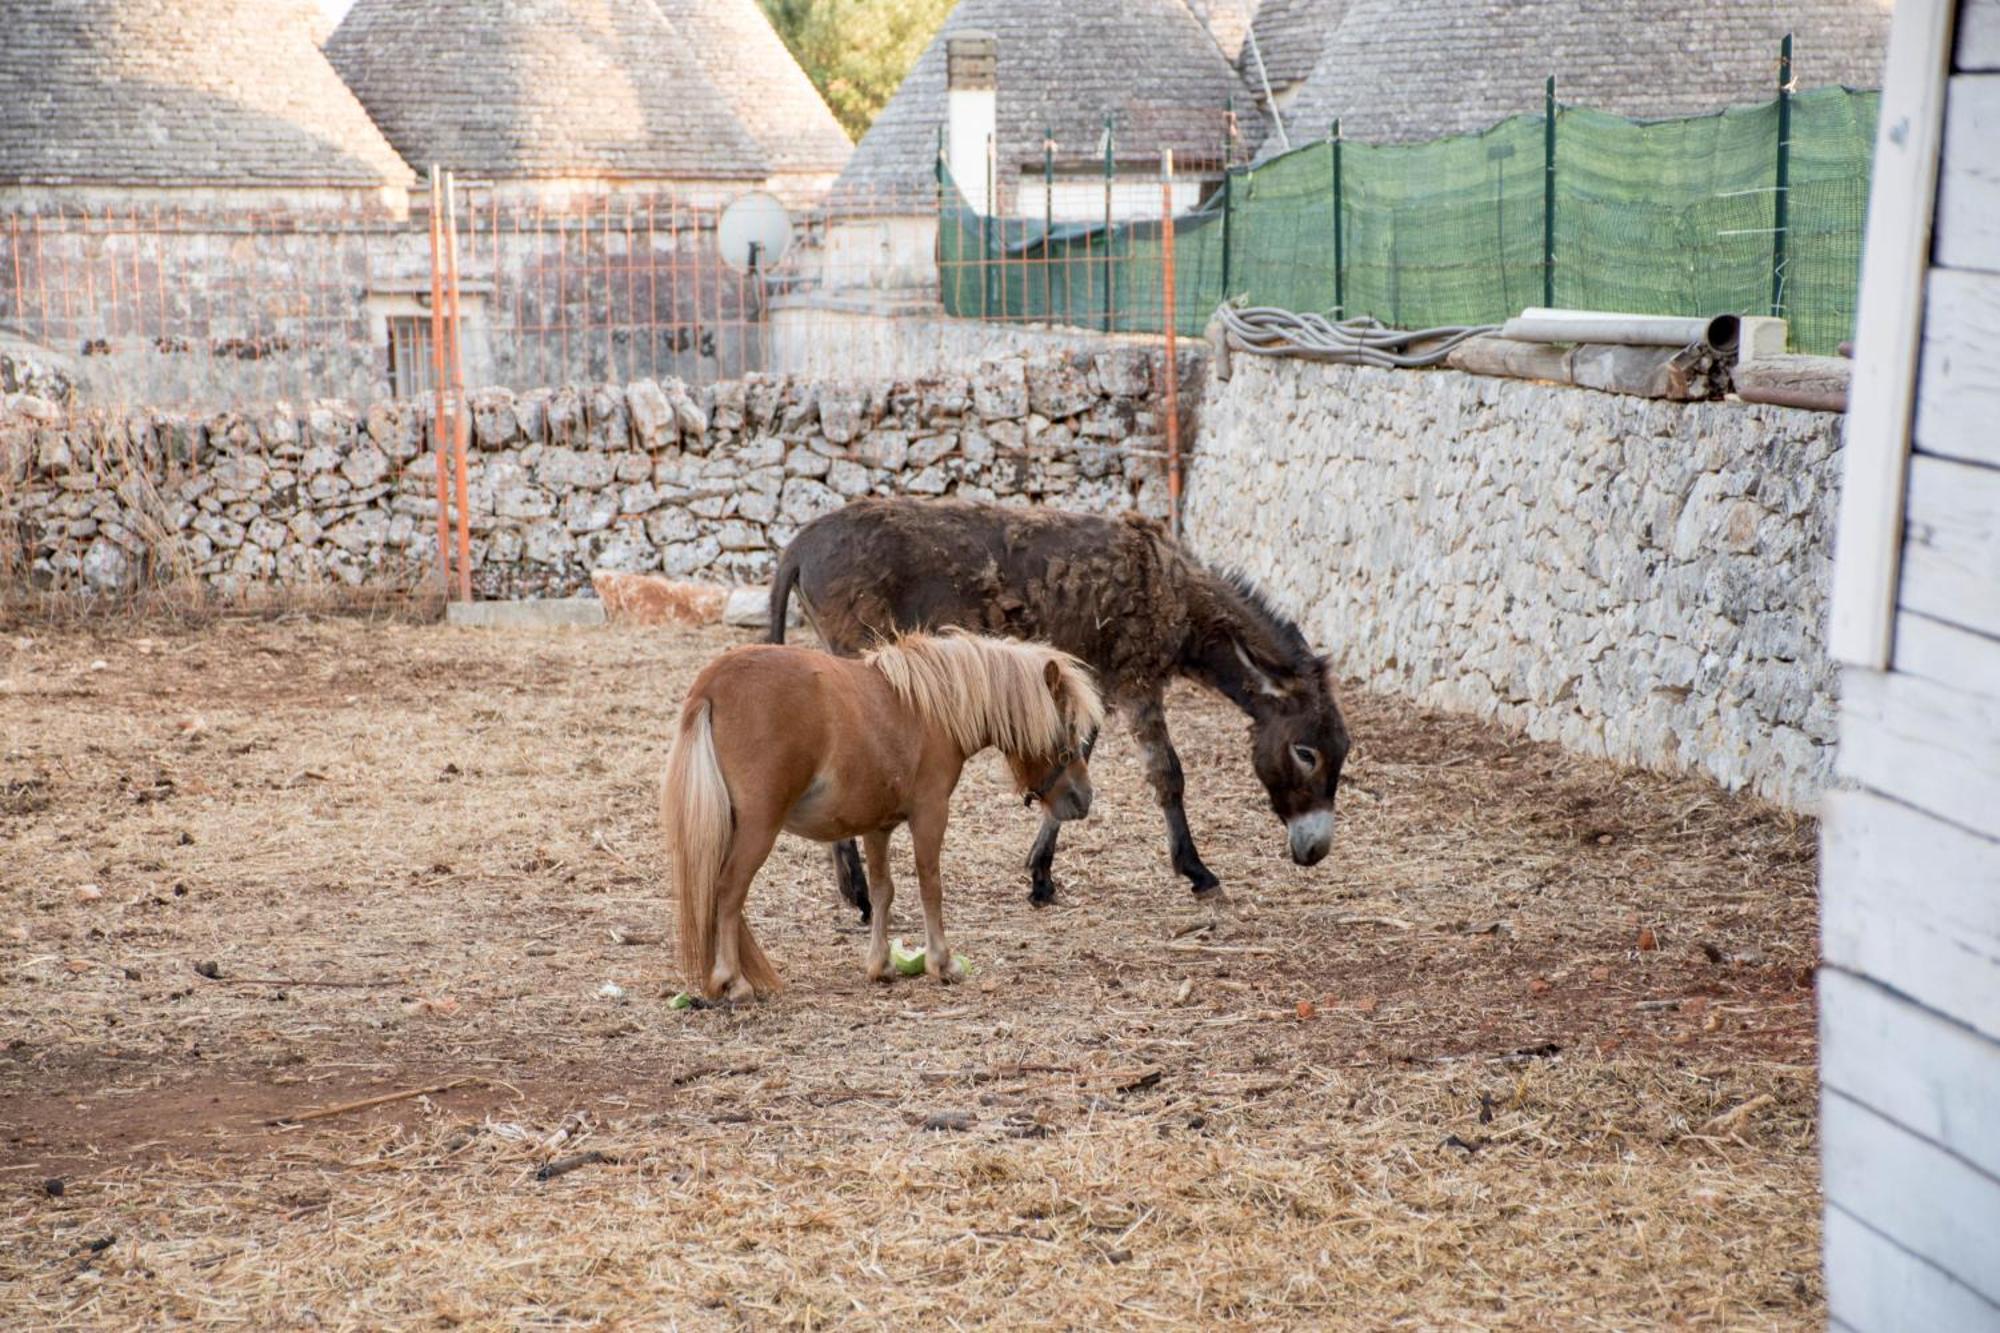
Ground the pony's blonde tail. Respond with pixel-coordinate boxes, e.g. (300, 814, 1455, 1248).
(660, 698, 781, 997)
(663, 700, 732, 992)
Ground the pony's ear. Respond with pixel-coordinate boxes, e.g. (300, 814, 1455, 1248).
(1043, 658, 1063, 694)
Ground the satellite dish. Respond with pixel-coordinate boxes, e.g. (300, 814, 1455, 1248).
(717, 192, 792, 272)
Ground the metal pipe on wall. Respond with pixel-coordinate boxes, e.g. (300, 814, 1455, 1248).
(1501, 307, 1740, 355)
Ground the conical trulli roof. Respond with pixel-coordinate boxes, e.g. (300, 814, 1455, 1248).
(1281, 0, 1891, 146)
(834, 0, 1266, 205)
(652, 0, 852, 179)
(1240, 0, 1345, 101)
(1184, 0, 1258, 61)
(326, 0, 768, 182)
(0, 0, 414, 188)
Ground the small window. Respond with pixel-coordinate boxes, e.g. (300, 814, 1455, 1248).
(386, 315, 435, 400)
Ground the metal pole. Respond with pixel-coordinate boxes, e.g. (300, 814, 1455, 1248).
(1044, 128, 1055, 322)
(1216, 113, 1232, 298)
(935, 126, 948, 313)
(1772, 32, 1793, 320)
(444, 172, 472, 603)
(1102, 115, 1115, 333)
(985, 133, 998, 319)
(1331, 118, 1345, 318)
(425, 166, 452, 600)
(1543, 76, 1557, 310)
(1160, 150, 1181, 540)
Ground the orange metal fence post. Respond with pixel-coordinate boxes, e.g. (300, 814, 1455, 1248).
(444, 172, 473, 603)
(1160, 150, 1181, 540)
(425, 166, 453, 599)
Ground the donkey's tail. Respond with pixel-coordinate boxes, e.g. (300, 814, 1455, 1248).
(661, 699, 779, 996)
(767, 544, 802, 645)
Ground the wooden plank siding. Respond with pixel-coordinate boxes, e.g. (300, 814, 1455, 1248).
(1820, 787, 2000, 1044)
(1824, 3, 2000, 1325)
(1897, 455, 2000, 643)
(1915, 268, 2000, 467)
(1960, 0, 2000, 70)
(1934, 74, 2000, 272)
(1823, 1205, 2000, 1331)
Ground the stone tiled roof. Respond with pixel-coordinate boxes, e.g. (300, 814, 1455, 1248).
(326, 0, 769, 182)
(1241, 0, 1344, 97)
(0, 0, 415, 188)
(653, 0, 852, 178)
(1184, 0, 1258, 61)
(834, 0, 1266, 204)
(1279, 0, 1892, 148)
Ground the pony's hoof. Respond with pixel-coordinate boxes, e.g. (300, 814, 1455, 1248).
(725, 976, 757, 1004)
(929, 955, 965, 984)
(866, 957, 894, 983)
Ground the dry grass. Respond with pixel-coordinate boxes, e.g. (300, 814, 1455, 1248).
(0, 616, 1821, 1329)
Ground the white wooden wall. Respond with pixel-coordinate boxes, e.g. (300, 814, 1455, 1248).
(1822, 1, 2000, 1327)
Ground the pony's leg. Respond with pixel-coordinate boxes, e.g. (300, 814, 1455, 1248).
(909, 807, 964, 983)
(710, 815, 783, 1002)
(861, 830, 896, 981)
(1025, 814, 1063, 907)
(1128, 693, 1224, 899)
(831, 841, 871, 924)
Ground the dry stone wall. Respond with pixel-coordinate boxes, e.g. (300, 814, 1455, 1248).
(1185, 356, 1841, 809)
(1, 349, 1179, 599)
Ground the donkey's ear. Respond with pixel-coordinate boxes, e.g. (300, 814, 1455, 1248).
(1231, 638, 1287, 699)
(1044, 658, 1064, 693)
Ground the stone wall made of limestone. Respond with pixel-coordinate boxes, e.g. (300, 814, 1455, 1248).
(1, 349, 1182, 599)
(1184, 355, 1841, 810)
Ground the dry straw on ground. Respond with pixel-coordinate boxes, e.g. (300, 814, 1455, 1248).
(0, 612, 1821, 1328)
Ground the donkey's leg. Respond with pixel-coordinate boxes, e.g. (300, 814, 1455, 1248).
(862, 830, 896, 982)
(710, 815, 783, 1002)
(831, 840, 871, 924)
(1128, 693, 1224, 899)
(1025, 814, 1063, 907)
(909, 806, 964, 983)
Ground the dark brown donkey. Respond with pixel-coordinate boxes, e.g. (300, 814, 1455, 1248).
(769, 497, 1350, 916)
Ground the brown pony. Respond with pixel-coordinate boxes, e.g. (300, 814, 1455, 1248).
(662, 631, 1104, 1000)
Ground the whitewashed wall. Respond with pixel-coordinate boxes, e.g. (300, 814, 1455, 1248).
(1819, 1, 2000, 1327)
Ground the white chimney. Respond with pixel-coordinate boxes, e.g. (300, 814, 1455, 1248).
(946, 32, 998, 215)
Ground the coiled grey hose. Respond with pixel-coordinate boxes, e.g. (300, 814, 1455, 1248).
(1215, 304, 1499, 369)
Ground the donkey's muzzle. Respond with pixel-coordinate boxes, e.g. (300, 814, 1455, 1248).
(1287, 809, 1335, 865)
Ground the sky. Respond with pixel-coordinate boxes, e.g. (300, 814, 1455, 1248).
(319, 0, 354, 23)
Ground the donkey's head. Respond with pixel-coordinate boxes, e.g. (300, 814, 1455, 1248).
(1196, 574, 1352, 866)
(1244, 667, 1351, 865)
(1005, 655, 1104, 823)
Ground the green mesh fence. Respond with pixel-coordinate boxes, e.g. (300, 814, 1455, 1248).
(939, 86, 1878, 354)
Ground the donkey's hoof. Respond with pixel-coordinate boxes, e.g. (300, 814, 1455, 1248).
(1190, 880, 1228, 903)
(1028, 879, 1058, 908)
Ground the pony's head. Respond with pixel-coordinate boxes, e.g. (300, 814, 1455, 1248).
(1004, 653, 1102, 823)
(867, 631, 1104, 823)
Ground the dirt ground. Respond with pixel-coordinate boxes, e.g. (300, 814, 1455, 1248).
(0, 610, 1822, 1329)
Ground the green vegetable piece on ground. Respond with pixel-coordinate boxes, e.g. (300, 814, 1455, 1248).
(667, 991, 695, 1010)
(890, 939, 971, 977)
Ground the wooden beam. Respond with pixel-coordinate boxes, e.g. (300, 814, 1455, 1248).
(1916, 268, 2000, 467)
(1934, 75, 2000, 272)
(1445, 334, 1573, 383)
(1822, 1093, 2000, 1308)
(1824, 1204, 2000, 1332)
(1820, 970, 2000, 1177)
(1831, 0, 1959, 669)
(1899, 455, 2000, 640)
(1733, 354, 1850, 411)
(1821, 784, 2000, 1044)
(1837, 661, 2000, 838)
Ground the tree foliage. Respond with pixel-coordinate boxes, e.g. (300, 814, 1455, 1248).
(759, 0, 955, 140)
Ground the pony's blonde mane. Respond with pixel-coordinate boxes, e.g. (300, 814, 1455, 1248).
(865, 630, 1105, 758)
